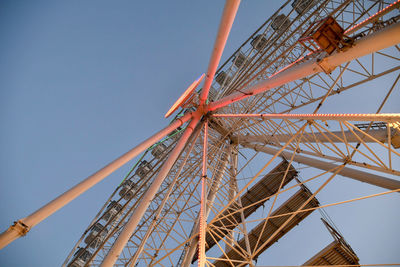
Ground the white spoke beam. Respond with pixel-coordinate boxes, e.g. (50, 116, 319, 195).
(0, 111, 194, 250)
(181, 144, 231, 267)
(208, 21, 400, 111)
(242, 142, 400, 191)
(199, 0, 241, 106)
(236, 128, 389, 144)
(213, 113, 400, 122)
(345, 0, 400, 35)
(127, 121, 203, 267)
(100, 113, 201, 267)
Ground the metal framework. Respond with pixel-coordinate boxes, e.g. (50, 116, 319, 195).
(1, 0, 399, 267)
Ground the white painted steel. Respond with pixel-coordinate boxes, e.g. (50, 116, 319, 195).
(236, 129, 389, 144)
(100, 113, 201, 267)
(242, 142, 400, 191)
(61, 3, 400, 266)
(207, 21, 400, 111)
(0, 112, 193, 250)
(127, 123, 203, 267)
(181, 145, 231, 267)
(213, 113, 400, 122)
(199, 0, 241, 106)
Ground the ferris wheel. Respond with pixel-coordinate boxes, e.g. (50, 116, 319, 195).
(1, 0, 399, 266)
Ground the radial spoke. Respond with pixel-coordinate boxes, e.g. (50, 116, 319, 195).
(213, 113, 400, 122)
(58, 1, 400, 266)
(199, 0, 241, 105)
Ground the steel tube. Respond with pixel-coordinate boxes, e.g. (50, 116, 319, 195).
(181, 144, 231, 267)
(127, 121, 203, 267)
(199, 0, 241, 106)
(236, 129, 388, 144)
(198, 121, 208, 267)
(212, 113, 400, 122)
(0, 112, 193, 250)
(207, 21, 400, 112)
(345, 0, 400, 35)
(100, 113, 201, 267)
(243, 142, 400, 191)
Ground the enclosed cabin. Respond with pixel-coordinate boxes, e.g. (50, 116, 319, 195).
(102, 200, 123, 222)
(233, 52, 246, 68)
(135, 160, 152, 179)
(208, 86, 218, 101)
(292, 0, 317, 14)
(250, 34, 268, 51)
(166, 126, 182, 142)
(119, 180, 137, 200)
(151, 143, 167, 159)
(84, 222, 109, 248)
(215, 71, 232, 86)
(67, 248, 92, 267)
(271, 14, 291, 34)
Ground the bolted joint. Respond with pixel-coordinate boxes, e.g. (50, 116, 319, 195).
(0, 219, 31, 249)
(196, 104, 209, 116)
(343, 156, 352, 164)
(10, 220, 30, 236)
(317, 57, 337, 74)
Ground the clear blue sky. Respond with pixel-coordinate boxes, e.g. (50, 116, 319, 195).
(0, 1, 399, 267)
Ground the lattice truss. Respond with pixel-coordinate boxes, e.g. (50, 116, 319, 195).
(64, 0, 400, 266)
